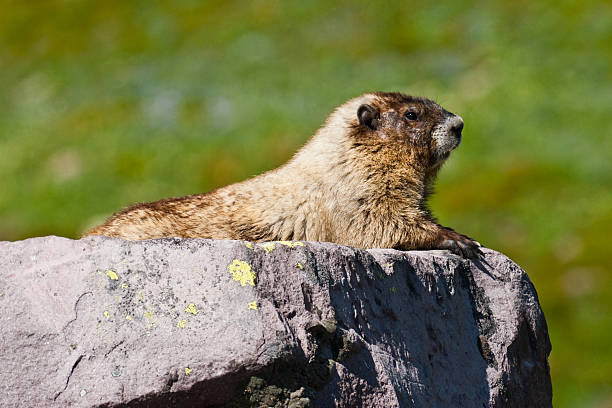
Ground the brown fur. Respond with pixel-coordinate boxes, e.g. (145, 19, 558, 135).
(85, 92, 481, 258)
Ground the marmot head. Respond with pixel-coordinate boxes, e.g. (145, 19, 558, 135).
(348, 92, 464, 168)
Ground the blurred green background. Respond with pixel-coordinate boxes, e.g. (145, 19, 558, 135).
(1, 0, 611, 405)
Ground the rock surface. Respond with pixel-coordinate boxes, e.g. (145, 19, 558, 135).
(0, 236, 551, 407)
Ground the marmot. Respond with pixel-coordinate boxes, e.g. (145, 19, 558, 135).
(86, 92, 481, 258)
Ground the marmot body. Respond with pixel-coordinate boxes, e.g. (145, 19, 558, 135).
(86, 92, 481, 258)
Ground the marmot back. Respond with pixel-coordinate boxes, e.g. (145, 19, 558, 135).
(85, 92, 481, 258)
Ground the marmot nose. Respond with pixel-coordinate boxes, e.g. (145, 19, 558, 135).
(450, 116, 464, 137)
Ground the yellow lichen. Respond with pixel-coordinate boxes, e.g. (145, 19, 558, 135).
(261, 242, 276, 253)
(177, 319, 187, 328)
(137, 291, 144, 302)
(185, 303, 199, 315)
(106, 270, 119, 280)
(144, 308, 154, 320)
(104, 310, 110, 320)
(248, 301, 258, 310)
(185, 368, 192, 375)
(121, 283, 128, 289)
(296, 262, 304, 270)
(125, 315, 132, 320)
(245, 242, 254, 250)
(228, 260, 256, 286)
(277, 241, 305, 248)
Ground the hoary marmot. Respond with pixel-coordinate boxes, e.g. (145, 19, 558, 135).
(85, 92, 481, 258)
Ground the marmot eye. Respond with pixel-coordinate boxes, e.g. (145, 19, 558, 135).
(405, 111, 418, 121)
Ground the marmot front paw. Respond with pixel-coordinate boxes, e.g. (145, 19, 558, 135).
(438, 229, 483, 259)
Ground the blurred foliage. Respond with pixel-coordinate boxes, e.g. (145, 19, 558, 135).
(1, 0, 611, 405)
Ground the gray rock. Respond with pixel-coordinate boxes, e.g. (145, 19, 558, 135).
(0, 236, 551, 407)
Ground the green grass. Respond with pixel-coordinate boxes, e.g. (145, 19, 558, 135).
(1, 1, 611, 405)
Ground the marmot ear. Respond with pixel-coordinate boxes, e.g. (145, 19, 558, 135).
(357, 104, 380, 130)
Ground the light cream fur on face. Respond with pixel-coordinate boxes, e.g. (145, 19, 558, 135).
(431, 115, 464, 158)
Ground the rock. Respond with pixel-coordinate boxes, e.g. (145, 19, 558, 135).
(0, 236, 552, 407)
